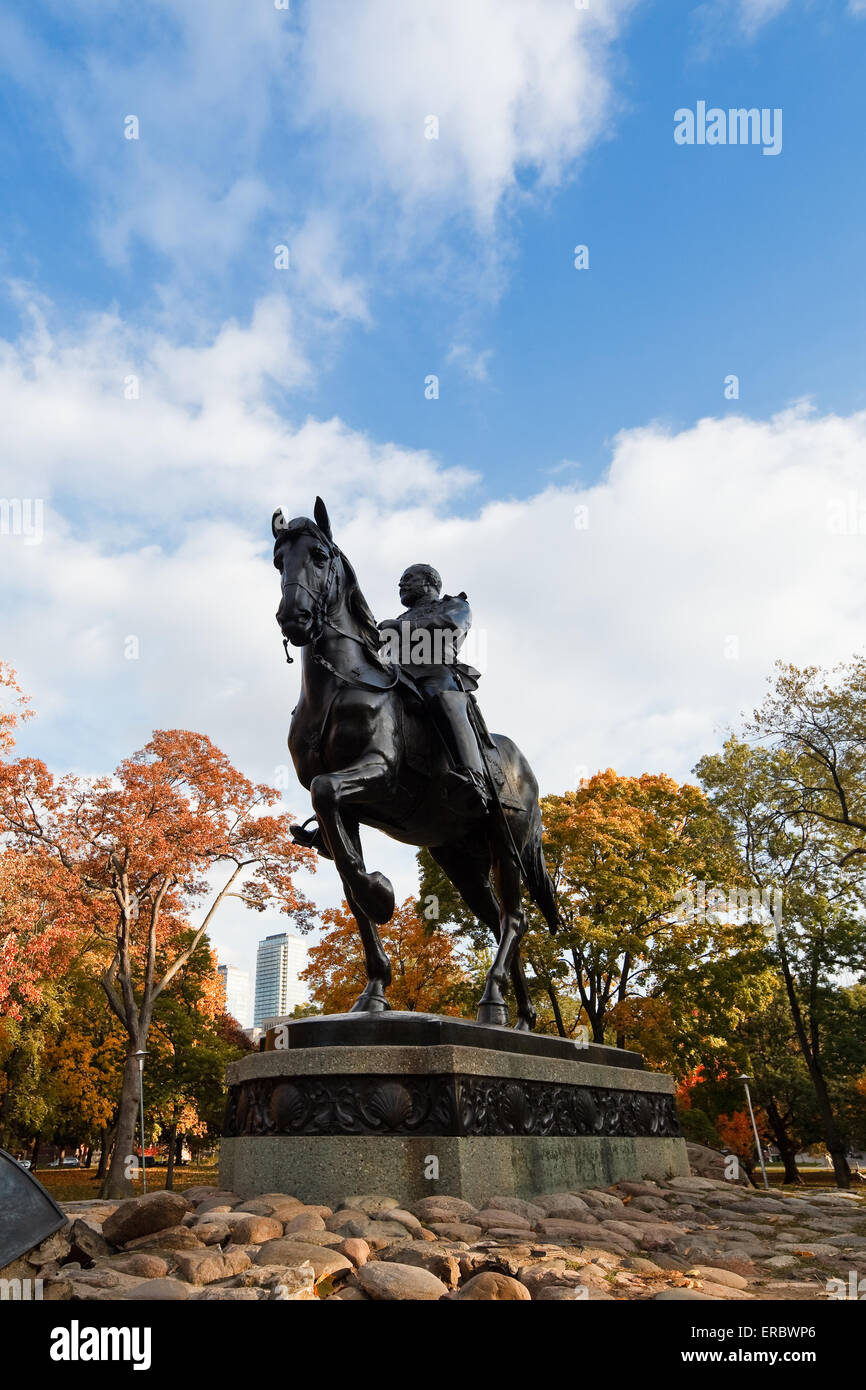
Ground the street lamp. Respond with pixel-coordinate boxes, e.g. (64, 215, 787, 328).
(131, 1049, 148, 1195)
(738, 1074, 769, 1190)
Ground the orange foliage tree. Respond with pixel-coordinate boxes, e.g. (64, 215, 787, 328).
(303, 897, 469, 1016)
(0, 666, 81, 1019)
(0, 728, 314, 1195)
(0, 661, 31, 754)
(716, 1107, 767, 1180)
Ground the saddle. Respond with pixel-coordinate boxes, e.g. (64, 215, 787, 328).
(395, 666, 524, 812)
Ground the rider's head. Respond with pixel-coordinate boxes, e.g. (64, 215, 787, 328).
(399, 564, 441, 607)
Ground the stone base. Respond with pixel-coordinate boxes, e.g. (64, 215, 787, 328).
(220, 1134, 689, 1208)
(219, 1013, 689, 1205)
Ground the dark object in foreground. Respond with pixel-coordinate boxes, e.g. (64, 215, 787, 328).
(0, 1146, 68, 1269)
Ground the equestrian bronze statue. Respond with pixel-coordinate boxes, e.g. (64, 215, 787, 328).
(273, 497, 559, 1030)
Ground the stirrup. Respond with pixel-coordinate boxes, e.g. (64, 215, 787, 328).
(449, 769, 492, 813)
(291, 816, 321, 849)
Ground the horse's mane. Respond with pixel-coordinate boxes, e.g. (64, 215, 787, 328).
(337, 548, 387, 666)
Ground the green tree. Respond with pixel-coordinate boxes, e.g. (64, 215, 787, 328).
(697, 736, 866, 1187)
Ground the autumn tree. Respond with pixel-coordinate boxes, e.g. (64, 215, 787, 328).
(0, 729, 313, 1196)
(0, 668, 83, 1021)
(145, 938, 250, 1189)
(697, 735, 866, 1188)
(0, 661, 31, 755)
(534, 771, 771, 1055)
(38, 970, 127, 1161)
(0, 668, 95, 1157)
(715, 1109, 767, 1184)
(303, 897, 470, 1016)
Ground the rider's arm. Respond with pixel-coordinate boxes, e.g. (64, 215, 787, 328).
(436, 595, 472, 643)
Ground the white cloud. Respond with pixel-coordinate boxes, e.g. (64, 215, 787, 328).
(694, 0, 866, 40)
(6, 299, 866, 983)
(735, 0, 793, 34)
(446, 343, 494, 383)
(0, 286, 474, 542)
(0, 0, 638, 305)
(6, 303, 866, 797)
(298, 0, 636, 227)
(0, 2, 293, 273)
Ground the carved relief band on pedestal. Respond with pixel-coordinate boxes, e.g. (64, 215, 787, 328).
(223, 1073, 680, 1140)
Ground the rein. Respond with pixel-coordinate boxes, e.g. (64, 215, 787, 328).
(280, 544, 398, 692)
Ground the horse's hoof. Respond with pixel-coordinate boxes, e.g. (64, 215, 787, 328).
(476, 1002, 509, 1028)
(514, 1013, 536, 1033)
(357, 871, 395, 925)
(350, 990, 392, 1014)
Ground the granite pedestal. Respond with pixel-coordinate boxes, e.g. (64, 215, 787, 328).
(219, 1013, 689, 1206)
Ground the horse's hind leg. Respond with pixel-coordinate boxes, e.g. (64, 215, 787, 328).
(477, 846, 529, 1030)
(429, 843, 536, 1032)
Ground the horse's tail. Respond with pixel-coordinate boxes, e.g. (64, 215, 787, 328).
(523, 814, 561, 936)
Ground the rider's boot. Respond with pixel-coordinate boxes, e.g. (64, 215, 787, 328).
(429, 691, 492, 814)
(290, 819, 333, 859)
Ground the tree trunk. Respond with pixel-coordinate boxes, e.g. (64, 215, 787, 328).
(101, 1050, 142, 1198)
(777, 945, 851, 1189)
(811, 1074, 851, 1189)
(765, 1097, 802, 1185)
(615, 955, 632, 1049)
(165, 1120, 178, 1191)
(527, 951, 567, 1038)
(30, 1133, 40, 1170)
(780, 1145, 800, 1185)
(546, 983, 567, 1038)
(97, 1121, 117, 1181)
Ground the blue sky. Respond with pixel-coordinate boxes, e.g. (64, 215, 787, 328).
(1, 0, 865, 502)
(2, 0, 866, 1004)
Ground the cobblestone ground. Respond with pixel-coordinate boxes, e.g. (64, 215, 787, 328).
(6, 1174, 865, 1301)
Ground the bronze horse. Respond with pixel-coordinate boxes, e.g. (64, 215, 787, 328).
(273, 498, 558, 1029)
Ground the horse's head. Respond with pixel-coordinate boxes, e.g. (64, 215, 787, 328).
(273, 497, 382, 660)
(273, 497, 338, 647)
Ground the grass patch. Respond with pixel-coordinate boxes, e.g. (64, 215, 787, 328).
(36, 1162, 220, 1204)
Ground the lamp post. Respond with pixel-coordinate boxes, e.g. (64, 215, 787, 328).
(739, 1073, 769, 1190)
(131, 1049, 148, 1195)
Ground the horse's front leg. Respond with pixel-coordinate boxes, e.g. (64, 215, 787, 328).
(343, 822, 392, 1014)
(309, 759, 396, 925)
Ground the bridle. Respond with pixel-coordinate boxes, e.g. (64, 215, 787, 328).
(278, 542, 339, 664)
(276, 528, 399, 691)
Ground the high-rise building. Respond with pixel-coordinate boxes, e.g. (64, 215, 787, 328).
(253, 932, 308, 1027)
(217, 963, 251, 1029)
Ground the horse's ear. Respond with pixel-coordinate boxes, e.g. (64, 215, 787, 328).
(313, 497, 333, 540)
(272, 508, 288, 539)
